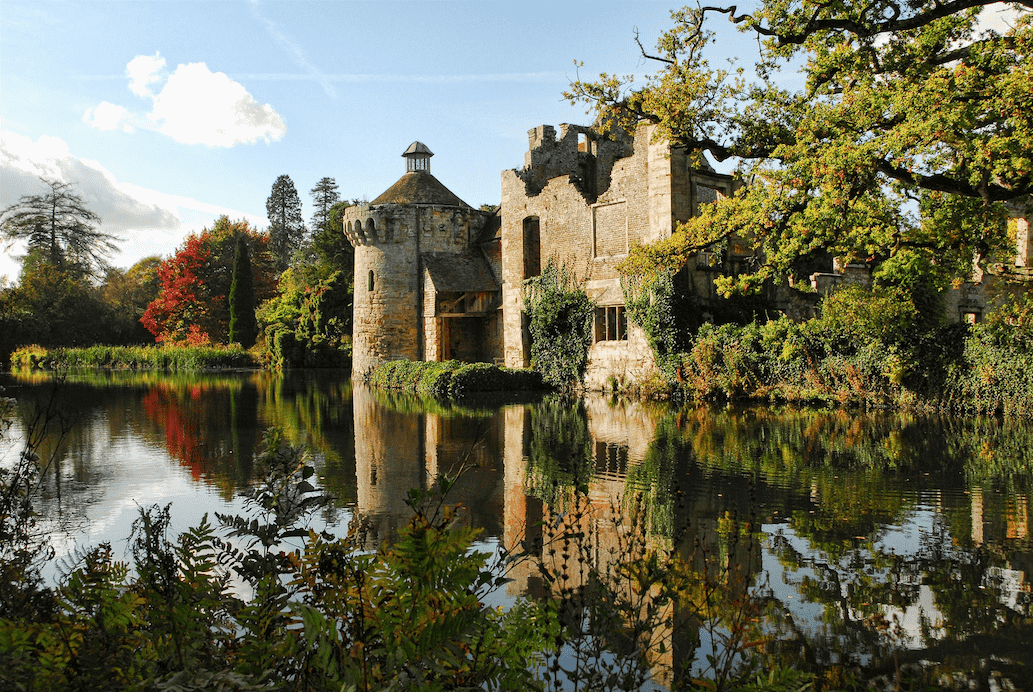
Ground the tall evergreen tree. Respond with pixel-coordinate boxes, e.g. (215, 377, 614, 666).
(309, 177, 340, 236)
(228, 235, 257, 348)
(0, 177, 117, 279)
(266, 174, 305, 272)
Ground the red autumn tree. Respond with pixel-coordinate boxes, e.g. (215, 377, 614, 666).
(142, 217, 276, 344)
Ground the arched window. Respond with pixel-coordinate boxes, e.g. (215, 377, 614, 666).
(368, 270, 375, 292)
(366, 218, 376, 241)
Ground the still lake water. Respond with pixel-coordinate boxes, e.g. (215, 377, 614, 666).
(2, 369, 1031, 684)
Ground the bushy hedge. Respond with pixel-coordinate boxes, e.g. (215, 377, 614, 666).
(944, 320, 1033, 417)
(9, 344, 258, 371)
(368, 359, 545, 399)
(674, 311, 1033, 416)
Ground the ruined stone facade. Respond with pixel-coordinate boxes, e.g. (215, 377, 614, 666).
(498, 123, 738, 388)
(346, 129, 1030, 384)
(347, 127, 738, 387)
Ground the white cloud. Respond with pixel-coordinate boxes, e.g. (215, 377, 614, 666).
(127, 52, 167, 99)
(0, 130, 180, 232)
(0, 131, 267, 281)
(975, 3, 1029, 35)
(83, 53, 287, 148)
(83, 101, 133, 132)
(151, 62, 287, 147)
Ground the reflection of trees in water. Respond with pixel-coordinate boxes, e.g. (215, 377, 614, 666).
(4, 371, 357, 506)
(664, 407, 1032, 684)
(523, 399, 1033, 686)
(252, 372, 355, 507)
(524, 395, 593, 509)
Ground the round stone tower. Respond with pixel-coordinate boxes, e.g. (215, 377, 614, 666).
(344, 142, 491, 376)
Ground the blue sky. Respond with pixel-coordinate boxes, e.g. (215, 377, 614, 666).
(3, 1, 1019, 283)
(3, 0, 756, 281)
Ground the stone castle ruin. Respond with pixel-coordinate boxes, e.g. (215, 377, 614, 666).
(346, 125, 1032, 386)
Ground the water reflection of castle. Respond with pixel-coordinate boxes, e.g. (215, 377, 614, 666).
(349, 387, 1032, 684)
(350, 386, 766, 683)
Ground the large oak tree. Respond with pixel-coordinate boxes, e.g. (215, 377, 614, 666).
(568, 1, 1032, 295)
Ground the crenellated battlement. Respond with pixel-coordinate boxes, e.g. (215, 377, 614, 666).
(343, 204, 489, 251)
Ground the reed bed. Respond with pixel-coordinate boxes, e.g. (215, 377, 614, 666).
(10, 344, 258, 371)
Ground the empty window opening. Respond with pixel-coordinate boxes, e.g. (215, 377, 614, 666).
(594, 306, 627, 342)
(368, 270, 375, 292)
(578, 132, 589, 153)
(523, 216, 541, 279)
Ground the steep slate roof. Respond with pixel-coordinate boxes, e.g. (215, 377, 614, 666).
(423, 252, 499, 293)
(371, 171, 470, 207)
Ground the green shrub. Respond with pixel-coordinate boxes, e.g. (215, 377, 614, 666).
(258, 270, 352, 370)
(945, 318, 1033, 416)
(368, 359, 545, 399)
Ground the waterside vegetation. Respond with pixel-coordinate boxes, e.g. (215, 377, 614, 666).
(367, 359, 545, 398)
(10, 343, 258, 371)
(0, 416, 819, 692)
(652, 287, 1033, 416)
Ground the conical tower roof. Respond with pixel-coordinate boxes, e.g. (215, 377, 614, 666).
(371, 171, 470, 207)
(371, 141, 470, 207)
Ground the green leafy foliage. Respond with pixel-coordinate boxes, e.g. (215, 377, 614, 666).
(570, 0, 1029, 295)
(0, 428, 554, 692)
(622, 269, 695, 382)
(267, 175, 306, 273)
(309, 177, 340, 237)
(368, 359, 545, 398)
(259, 269, 353, 369)
(523, 259, 595, 388)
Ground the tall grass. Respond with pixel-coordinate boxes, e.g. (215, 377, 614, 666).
(10, 344, 258, 371)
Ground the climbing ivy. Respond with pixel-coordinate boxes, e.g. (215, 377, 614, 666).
(522, 260, 594, 388)
(621, 269, 687, 383)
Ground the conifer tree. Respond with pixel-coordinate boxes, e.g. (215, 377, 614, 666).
(0, 177, 117, 279)
(309, 177, 340, 236)
(266, 174, 305, 272)
(228, 235, 257, 348)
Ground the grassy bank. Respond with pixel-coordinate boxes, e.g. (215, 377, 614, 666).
(368, 359, 546, 398)
(10, 343, 259, 371)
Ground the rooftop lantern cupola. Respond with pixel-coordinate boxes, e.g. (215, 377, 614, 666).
(403, 141, 433, 173)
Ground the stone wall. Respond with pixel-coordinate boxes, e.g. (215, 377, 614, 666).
(344, 202, 492, 375)
(500, 123, 735, 389)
